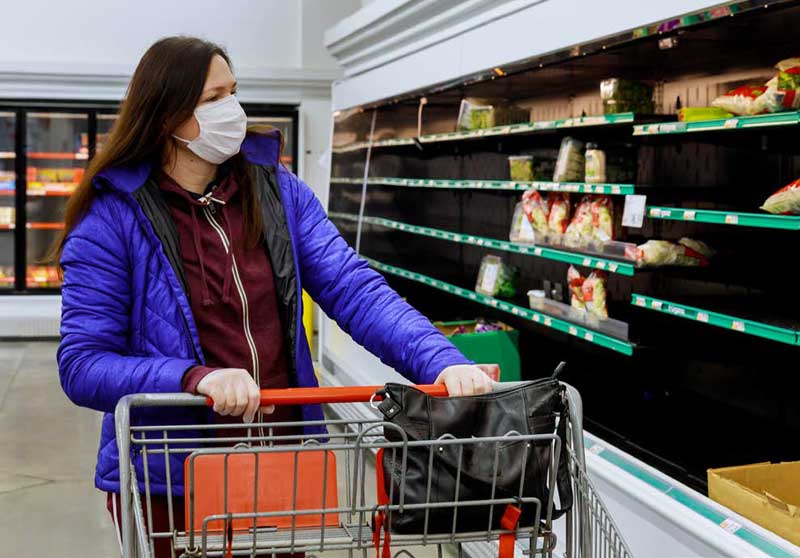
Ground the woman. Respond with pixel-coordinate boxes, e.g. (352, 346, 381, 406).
(56, 36, 491, 555)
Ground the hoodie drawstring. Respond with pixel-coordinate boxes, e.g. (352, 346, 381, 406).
(221, 210, 234, 304)
(190, 205, 213, 306)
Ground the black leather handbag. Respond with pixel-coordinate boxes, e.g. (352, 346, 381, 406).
(374, 374, 573, 537)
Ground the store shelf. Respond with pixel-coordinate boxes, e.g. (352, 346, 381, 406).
(330, 176, 635, 195)
(366, 257, 635, 355)
(330, 212, 635, 276)
(27, 222, 64, 230)
(632, 294, 798, 346)
(27, 152, 89, 161)
(647, 206, 800, 230)
(633, 111, 800, 136)
(333, 112, 637, 153)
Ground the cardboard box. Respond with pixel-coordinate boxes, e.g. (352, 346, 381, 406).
(707, 461, 800, 546)
(435, 320, 520, 382)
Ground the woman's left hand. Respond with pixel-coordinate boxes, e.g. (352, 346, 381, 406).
(434, 364, 494, 396)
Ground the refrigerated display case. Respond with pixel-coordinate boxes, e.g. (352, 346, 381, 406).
(0, 101, 297, 294)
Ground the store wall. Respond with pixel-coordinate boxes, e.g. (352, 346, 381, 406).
(0, 0, 360, 191)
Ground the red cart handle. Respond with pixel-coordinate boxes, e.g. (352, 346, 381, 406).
(205, 384, 448, 407)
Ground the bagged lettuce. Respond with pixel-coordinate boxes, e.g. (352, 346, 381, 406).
(711, 85, 768, 116)
(548, 193, 571, 235)
(509, 202, 536, 243)
(522, 190, 551, 234)
(475, 255, 519, 298)
(591, 195, 615, 242)
(565, 196, 593, 247)
(582, 271, 609, 319)
(553, 137, 585, 182)
(763, 58, 800, 113)
(626, 238, 713, 267)
(762, 177, 800, 214)
(567, 266, 586, 311)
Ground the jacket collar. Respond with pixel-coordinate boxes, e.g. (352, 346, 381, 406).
(95, 129, 282, 194)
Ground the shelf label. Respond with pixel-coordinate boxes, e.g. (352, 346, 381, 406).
(534, 248, 543, 256)
(732, 321, 746, 332)
(544, 317, 552, 327)
(683, 211, 696, 221)
(622, 195, 648, 228)
(569, 326, 578, 336)
(597, 261, 607, 270)
(668, 305, 686, 316)
(584, 332, 594, 342)
(719, 518, 742, 534)
(609, 263, 618, 273)
(582, 258, 592, 267)
(651, 300, 663, 310)
(612, 185, 621, 194)
(723, 118, 739, 129)
(660, 123, 680, 133)
(725, 214, 739, 225)
(533, 314, 541, 323)
(697, 312, 709, 323)
(635, 297, 646, 307)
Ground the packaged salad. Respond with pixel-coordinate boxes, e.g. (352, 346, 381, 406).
(564, 196, 594, 247)
(475, 255, 519, 298)
(763, 58, 800, 113)
(522, 189, 551, 234)
(591, 196, 615, 242)
(509, 202, 536, 243)
(762, 177, 800, 214)
(567, 266, 586, 311)
(547, 193, 571, 236)
(711, 85, 768, 116)
(581, 271, 609, 319)
(553, 137, 585, 182)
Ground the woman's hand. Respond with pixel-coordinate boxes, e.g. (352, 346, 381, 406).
(434, 364, 494, 396)
(195, 368, 274, 422)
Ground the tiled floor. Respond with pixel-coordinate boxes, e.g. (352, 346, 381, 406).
(0, 341, 119, 558)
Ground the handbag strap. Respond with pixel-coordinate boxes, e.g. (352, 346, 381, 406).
(550, 406, 573, 519)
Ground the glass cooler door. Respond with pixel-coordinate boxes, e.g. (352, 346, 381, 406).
(0, 112, 15, 290)
(25, 111, 89, 289)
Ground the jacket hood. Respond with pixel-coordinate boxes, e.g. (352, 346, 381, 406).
(95, 129, 282, 194)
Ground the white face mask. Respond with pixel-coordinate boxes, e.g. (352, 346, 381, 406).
(173, 95, 247, 164)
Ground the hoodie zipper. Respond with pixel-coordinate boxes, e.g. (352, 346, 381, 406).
(201, 203, 266, 439)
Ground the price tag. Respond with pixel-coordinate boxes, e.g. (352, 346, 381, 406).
(652, 300, 663, 310)
(719, 518, 742, 534)
(569, 326, 578, 336)
(732, 321, 746, 332)
(684, 211, 696, 221)
(533, 314, 541, 323)
(582, 258, 592, 266)
(723, 118, 739, 129)
(544, 317, 552, 327)
(622, 195, 648, 228)
(469, 293, 477, 300)
(584, 332, 594, 342)
(669, 306, 686, 316)
(697, 312, 709, 323)
(635, 297, 646, 307)
(534, 247, 543, 256)
(660, 123, 679, 133)
(661, 210, 672, 218)
(609, 263, 618, 273)
(597, 261, 607, 270)
(511, 307, 519, 315)
(612, 185, 621, 194)
(725, 214, 739, 225)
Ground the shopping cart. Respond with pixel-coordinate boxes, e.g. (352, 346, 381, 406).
(114, 382, 632, 558)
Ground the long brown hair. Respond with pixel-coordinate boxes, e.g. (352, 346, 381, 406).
(50, 36, 264, 263)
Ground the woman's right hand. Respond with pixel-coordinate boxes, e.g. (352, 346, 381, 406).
(195, 368, 273, 423)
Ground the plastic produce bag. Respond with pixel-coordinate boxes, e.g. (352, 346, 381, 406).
(457, 98, 495, 131)
(553, 137, 585, 182)
(564, 196, 594, 247)
(582, 271, 609, 319)
(711, 85, 768, 116)
(475, 255, 519, 298)
(762, 177, 800, 214)
(626, 238, 713, 267)
(591, 196, 615, 242)
(522, 190, 551, 234)
(548, 193, 571, 236)
(567, 266, 586, 311)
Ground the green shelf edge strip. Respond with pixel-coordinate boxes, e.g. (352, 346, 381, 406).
(633, 111, 800, 136)
(330, 176, 634, 195)
(647, 206, 800, 230)
(330, 212, 635, 276)
(365, 257, 634, 355)
(333, 112, 636, 152)
(631, 294, 798, 345)
(583, 437, 796, 558)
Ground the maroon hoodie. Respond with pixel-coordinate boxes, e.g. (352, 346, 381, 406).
(157, 168, 300, 425)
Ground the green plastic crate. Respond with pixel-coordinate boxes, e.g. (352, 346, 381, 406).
(435, 320, 521, 382)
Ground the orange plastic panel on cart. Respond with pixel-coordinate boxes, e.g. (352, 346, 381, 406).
(185, 449, 339, 533)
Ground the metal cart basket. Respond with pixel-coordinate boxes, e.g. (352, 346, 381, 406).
(114, 382, 632, 558)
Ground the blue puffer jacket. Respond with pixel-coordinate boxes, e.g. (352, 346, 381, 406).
(57, 130, 469, 495)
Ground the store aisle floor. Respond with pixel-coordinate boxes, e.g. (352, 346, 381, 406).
(0, 341, 119, 558)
